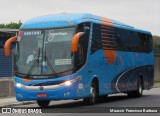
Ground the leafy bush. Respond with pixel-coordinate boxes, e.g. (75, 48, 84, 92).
(0, 21, 22, 29)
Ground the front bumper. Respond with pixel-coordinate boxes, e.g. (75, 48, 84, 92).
(15, 82, 78, 101)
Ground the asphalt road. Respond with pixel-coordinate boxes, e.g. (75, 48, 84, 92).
(2, 87, 160, 116)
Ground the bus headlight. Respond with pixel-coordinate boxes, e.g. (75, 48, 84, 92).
(64, 80, 72, 86)
(15, 82, 23, 88)
(62, 75, 81, 87)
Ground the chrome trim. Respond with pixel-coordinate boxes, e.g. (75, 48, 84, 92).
(14, 76, 81, 91)
(14, 82, 65, 90)
(22, 84, 64, 90)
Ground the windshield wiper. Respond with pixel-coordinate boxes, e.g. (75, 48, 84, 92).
(43, 47, 58, 77)
(26, 48, 40, 77)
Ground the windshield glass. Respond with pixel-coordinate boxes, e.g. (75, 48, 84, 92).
(15, 27, 75, 78)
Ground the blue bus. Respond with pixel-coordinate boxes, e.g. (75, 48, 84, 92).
(4, 13, 154, 107)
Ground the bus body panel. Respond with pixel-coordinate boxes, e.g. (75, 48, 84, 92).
(87, 49, 154, 96)
(14, 13, 154, 101)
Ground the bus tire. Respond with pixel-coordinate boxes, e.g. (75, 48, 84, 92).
(83, 83, 97, 105)
(98, 94, 108, 99)
(37, 100, 50, 107)
(127, 78, 143, 98)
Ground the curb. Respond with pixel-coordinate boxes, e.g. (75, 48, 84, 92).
(0, 101, 35, 107)
(154, 83, 160, 88)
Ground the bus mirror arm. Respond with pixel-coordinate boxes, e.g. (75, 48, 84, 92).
(4, 36, 17, 56)
(71, 32, 84, 52)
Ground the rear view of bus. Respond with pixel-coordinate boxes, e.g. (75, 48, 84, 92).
(4, 13, 154, 107)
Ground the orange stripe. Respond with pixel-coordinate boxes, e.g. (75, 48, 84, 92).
(101, 17, 116, 65)
(101, 29, 114, 32)
(103, 47, 116, 50)
(101, 32, 114, 35)
(101, 39, 114, 42)
(22, 78, 30, 82)
(101, 25, 108, 28)
(104, 50, 116, 64)
(101, 32, 107, 35)
(101, 35, 113, 38)
(103, 48, 116, 50)
(101, 17, 113, 27)
(101, 25, 113, 29)
(102, 44, 116, 46)
(101, 29, 111, 32)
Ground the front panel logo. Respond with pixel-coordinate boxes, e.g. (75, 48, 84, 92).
(48, 30, 68, 42)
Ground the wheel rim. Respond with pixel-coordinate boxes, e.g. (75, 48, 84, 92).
(90, 87, 96, 103)
(138, 83, 142, 94)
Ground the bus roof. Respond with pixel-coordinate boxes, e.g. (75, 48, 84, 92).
(20, 13, 151, 34)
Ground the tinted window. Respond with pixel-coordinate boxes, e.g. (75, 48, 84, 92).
(139, 33, 153, 52)
(115, 28, 152, 53)
(91, 23, 102, 54)
(91, 23, 153, 54)
(75, 22, 90, 70)
(91, 23, 117, 54)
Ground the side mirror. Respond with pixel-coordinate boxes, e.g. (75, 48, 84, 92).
(4, 36, 17, 56)
(71, 32, 84, 52)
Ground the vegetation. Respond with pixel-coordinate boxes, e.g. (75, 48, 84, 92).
(153, 35, 160, 55)
(0, 21, 22, 29)
(154, 80, 160, 83)
(153, 35, 160, 45)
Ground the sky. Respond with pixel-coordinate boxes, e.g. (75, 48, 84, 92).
(0, 0, 159, 36)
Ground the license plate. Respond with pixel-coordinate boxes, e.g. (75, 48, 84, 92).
(37, 93, 48, 98)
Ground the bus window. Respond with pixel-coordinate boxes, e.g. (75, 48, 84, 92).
(139, 33, 153, 52)
(75, 23, 90, 70)
(115, 28, 126, 51)
(91, 23, 101, 54)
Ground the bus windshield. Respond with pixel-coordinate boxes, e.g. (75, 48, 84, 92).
(15, 27, 75, 78)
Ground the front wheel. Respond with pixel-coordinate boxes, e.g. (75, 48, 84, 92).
(37, 100, 50, 107)
(83, 83, 97, 105)
(98, 95, 108, 100)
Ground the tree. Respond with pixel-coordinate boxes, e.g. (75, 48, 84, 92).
(0, 21, 22, 29)
(153, 35, 160, 55)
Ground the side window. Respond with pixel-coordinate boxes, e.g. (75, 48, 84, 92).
(91, 23, 101, 54)
(132, 32, 139, 47)
(91, 23, 116, 54)
(139, 33, 146, 52)
(75, 22, 90, 69)
(101, 26, 117, 50)
(126, 31, 139, 48)
(77, 39, 85, 65)
(116, 28, 125, 51)
(148, 35, 153, 52)
(115, 27, 152, 53)
(125, 31, 139, 51)
(139, 33, 153, 52)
